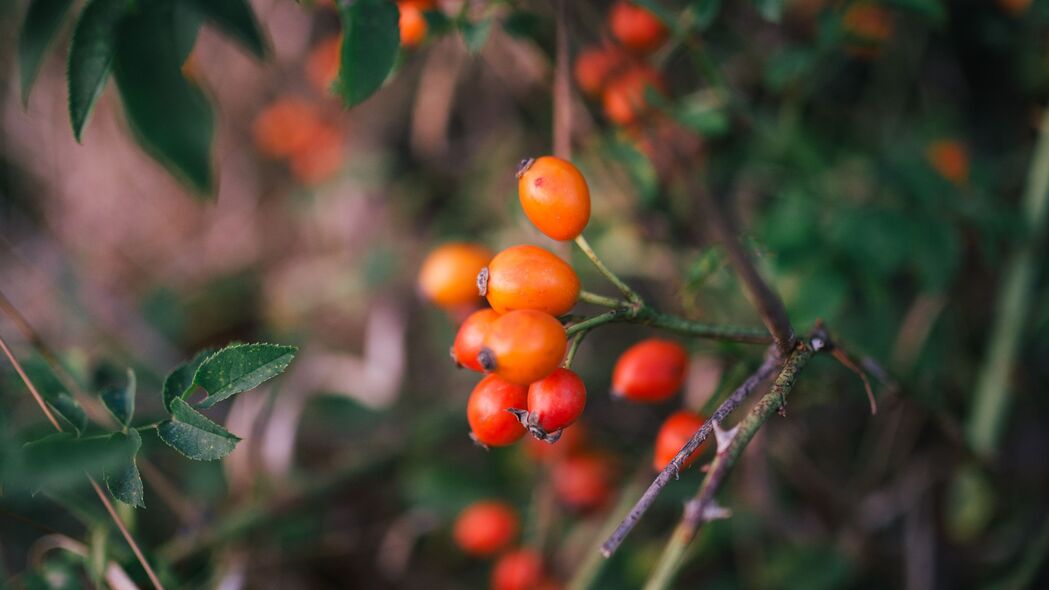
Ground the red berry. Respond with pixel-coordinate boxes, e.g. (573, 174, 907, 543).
(478, 310, 567, 386)
(491, 548, 543, 590)
(453, 500, 519, 556)
(467, 375, 528, 447)
(611, 338, 689, 403)
(653, 410, 708, 471)
(609, 0, 668, 55)
(452, 308, 500, 372)
(552, 454, 614, 512)
(516, 369, 586, 442)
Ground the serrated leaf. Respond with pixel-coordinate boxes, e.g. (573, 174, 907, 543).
(113, 0, 214, 195)
(183, 0, 267, 58)
(67, 0, 132, 142)
(336, 0, 400, 107)
(104, 429, 144, 507)
(163, 348, 214, 411)
(19, 0, 74, 106)
(157, 398, 240, 461)
(459, 17, 492, 54)
(193, 343, 297, 409)
(100, 368, 135, 427)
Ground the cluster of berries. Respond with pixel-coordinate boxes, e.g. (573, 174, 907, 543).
(451, 501, 559, 590)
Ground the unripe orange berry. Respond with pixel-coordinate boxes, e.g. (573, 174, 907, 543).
(467, 375, 528, 446)
(306, 35, 341, 94)
(252, 98, 324, 158)
(653, 410, 708, 471)
(611, 338, 689, 403)
(453, 500, 519, 556)
(418, 243, 493, 309)
(491, 548, 543, 590)
(481, 245, 580, 316)
(479, 310, 567, 385)
(925, 139, 969, 186)
(602, 65, 666, 126)
(398, 0, 429, 48)
(574, 45, 628, 97)
(609, 1, 668, 55)
(552, 454, 614, 511)
(452, 308, 500, 372)
(516, 157, 591, 241)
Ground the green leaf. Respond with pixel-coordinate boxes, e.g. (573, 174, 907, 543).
(459, 17, 492, 54)
(162, 348, 214, 411)
(113, 0, 214, 195)
(19, 0, 74, 106)
(336, 0, 400, 107)
(753, 0, 784, 22)
(87, 527, 108, 587)
(885, 0, 946, 25)
(157, 398, 240, 461)
(674, 92, 731, 138)
(501, 11, 541, 39)
(100, 368, 135, 427)
(104, 429, 144, 507)
(691, 0, 723, 30)
(67, 0, 132, 142)
(193, 343, 297, 409)
(183, 0, 267, 58)
(15, 432, 136, 493)
(15, 357, 87, 435)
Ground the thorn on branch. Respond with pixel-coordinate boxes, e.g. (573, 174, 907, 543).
(712, 420, 739, 453)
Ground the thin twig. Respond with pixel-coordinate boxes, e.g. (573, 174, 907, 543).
(578, 290, 623, 308)
(574, 235, 642, 304)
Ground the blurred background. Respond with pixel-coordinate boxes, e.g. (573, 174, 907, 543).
(2, 0, 1049, 588)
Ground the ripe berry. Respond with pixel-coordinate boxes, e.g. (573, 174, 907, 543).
(611, 338, 689, 402)
(516, 157, 591, 241)
(478, 310, 567, 386)
(453, 500, 519, 556)
(418, 243, 493, 309)
(288, 123, 344, 184)
(842, 3, 893, 58)
(452, 308, 500, 372)
(514, 368, 586, 442)
(552, 454, 613, 511)
(467, 375, 528, 446)
(306, 34, 341, 94)
(653, 410, 709, 471)
(398, 0, 431, 48)
(602, 65, 665, 126)
(252, 98, 324, 158)
(491, 548, 543, 590)
(609, 1, 668, 55)
(574, 44, 628, 98)
(925, 139, 969, 186)
(481, 245, 580, 316)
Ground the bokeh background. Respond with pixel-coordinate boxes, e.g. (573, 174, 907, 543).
(2, 0, 1049, 588)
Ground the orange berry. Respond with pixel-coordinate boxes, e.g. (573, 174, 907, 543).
(516, 156, 591, 241)
(252, 98, 324, 158)
(479, 310, 567, 386)
(452, 308, 501, 372)
(467, 375, 528, 446)
(611, 338, 689, 403)
(552, 454, 614, 511)
(842, 3, 893, 58)
(481, 245, 580, 316)
(653, 410, 708, 471)
(491, 548, 543, 590)
(453, 500, 520, 556)
(926, 139, 969, 186)
(418, 243, 493, 309)
(574, 44, 628, 97)
(602, 65, 665, 126)
(307, 35, 341, 94)
(398, 1, 429, 48)
(609, 1, 668, 55)
(288, 123, 345, 184)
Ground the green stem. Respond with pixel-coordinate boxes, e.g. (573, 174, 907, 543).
(574, 235, 642, 304)
(566, 311, 623, 337)
(642, 308, 772, 344)
(563, 328, 590, 368)
(579, 290, 624, 308)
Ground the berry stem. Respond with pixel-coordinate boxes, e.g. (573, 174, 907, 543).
(562, 327, 591, 368)
(573, 234, 643, 305)
(578, 290, 624, 308)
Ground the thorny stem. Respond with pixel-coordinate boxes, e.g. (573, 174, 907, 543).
(574, 234, 643, 305)
(0, 329, 167, 590)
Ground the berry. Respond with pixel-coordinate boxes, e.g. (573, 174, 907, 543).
(478, 310, 567, 386)
(453, 500, 520, 556)
(516, 157, 591, 241)
(398, 0, 431, 48)
(452, 309, 500, 372)
(611, 338, 689, 402)
(574, 44, 628, 98)
(307, 35, 341, 94)
(288, 123, 344, 184)
(602, 65, 665, 126)
(609, 1, 668, 55)
(653, 410, 709, 471)
(418, 243, 493, 309)
(925, 139, 969, 186)
(552, 454, 613, 511)
(514, 368, 586, 442)
(481, 245, 580, 316)
(491, 548, 543, 590)
(842, 3, 893, 58)
(467, 375, 528, 446)
(252, 98, 324, 158)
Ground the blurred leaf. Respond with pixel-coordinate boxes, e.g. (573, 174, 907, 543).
(684, 246, 726, 290)
(691, 0, 723, 30)
(183, 0, 267, 58)
(13, 432, 135, 493)
(885, 0, 946, 25)
(946, 464, 995, 542)
(16, 357, 87, 435)
(104, 429, 143, 507)
(765, 49, 816, 93)
(67, 0, 131, 142)
(87, 527, 108, 587)
(502, 10, 542, 39)
(422, 8, 453, 35)
(19, 0, 74, 106)
(100, 368, 135, 427)
(193, 343, 297, 409)
(674, 91, 731, 137)
(336, 0, 400, 107)
(753, 0, 784, 22)
(157, 398, 240, 461)
(23, 556, 81, 590)
(459, 17, 492, 54)
(162, 348, 213, 411)
(113, 0, 214, 194)
(758, 544, 853, 589)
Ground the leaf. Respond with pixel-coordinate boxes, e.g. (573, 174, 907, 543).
(16, 357, 87, 435)
(459, 17, 492, 54)
(674, 91, 731, 137)
(100, 368, 135, 427)
(691, 0, 723, 30)
(193, 343, 297, 409)
(183, 0, 267, 58)
(67, 0, 132, 142)
(19, 0, 74, 106)
(113, 0, 214, 195)
(162, 348, 214, 411)
(104, 429, 144, 507)
(157, 398, 240, 461)
(753, 0, 784, 22)
(336, 0, 400, 107)
(15, 432, 136, 493)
